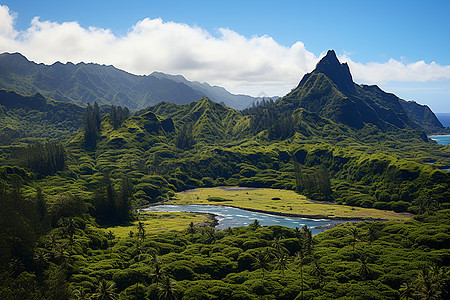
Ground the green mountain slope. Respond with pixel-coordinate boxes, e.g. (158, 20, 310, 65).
(0, 52, 258, 110)
(0, 89, 83, 144)
(0, 50, 449, 300)
(280, 50, 446, 135)
(399, 98, 448, 134)
(0, 52, 207, 109)
(144, 97, 250, 141)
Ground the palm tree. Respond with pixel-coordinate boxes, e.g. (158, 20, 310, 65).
(48, 233, 58, 251)
(294, 251, 305, 300)
(294, 227, 302, 240)
(358, 256, 372, 280)
(252, 248, 271, 280)
(349, 226, 360, 251)
(58, 217, 78, 244)
(33, 249, 50, 270)
(399, 281, 414, 300)
(92, 279, 118, 300)
(301, 225, 313, 255)
(225, 227, 233, 236)
(158, 276, 178, 300)
(137, 221, 146, 242)
(274, 251, 289, 278)
(186, 222, 195, 241)
(429, 265, 448, 298)
(249, 219, 261, 230)
(203, 227, 216, 244)
(107, 230, 115, 241)
(52, 244, 69, 265)
(414, 268, 440, 300)
(73, 288, 91, 300)
(311, 260, 325, 287)
(272, 236, 288, 255)
(150, 258, 165, 288)
(366, 222, 377, 243)
(8, 257, 25, 277)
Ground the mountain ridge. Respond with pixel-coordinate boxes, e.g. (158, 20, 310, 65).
(280, 50, 446, 135)
(0, 52, 263, 110)
(0, 50, 446, 134)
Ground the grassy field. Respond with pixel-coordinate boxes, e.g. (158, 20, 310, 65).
(105, 211, 212, 239)
(166, 187, 413, 221)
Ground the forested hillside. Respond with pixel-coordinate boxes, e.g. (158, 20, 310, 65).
(0, 52, 263, 110)
(0, 50, 449, 299)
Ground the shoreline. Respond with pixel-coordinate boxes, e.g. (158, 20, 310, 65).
(146, 202, 395, 222)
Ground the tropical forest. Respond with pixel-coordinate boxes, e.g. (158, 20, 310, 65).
(0, 49, 449, 300)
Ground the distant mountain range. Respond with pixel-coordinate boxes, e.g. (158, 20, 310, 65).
(0, 52, 275, 110)
(0, 50, 447, 135)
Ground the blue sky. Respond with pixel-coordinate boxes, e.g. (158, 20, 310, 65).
(1, 0, 449, 112)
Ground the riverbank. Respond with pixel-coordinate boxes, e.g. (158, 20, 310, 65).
(165, 187, 414, 221)
(104, 211, 214, 238)
(144, 204, 348, 233)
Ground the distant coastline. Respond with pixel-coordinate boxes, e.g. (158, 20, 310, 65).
(429, 134, 450, 145)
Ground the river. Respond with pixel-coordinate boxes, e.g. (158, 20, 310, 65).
(142, 204, 348, 235)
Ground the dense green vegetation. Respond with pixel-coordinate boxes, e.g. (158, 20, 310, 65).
(170, 188, 411, 221)
(0, 50, 449, 299)
(0, 52, 261, 110)
(0, 90, 84, 145)
(1, 181, 448, 299)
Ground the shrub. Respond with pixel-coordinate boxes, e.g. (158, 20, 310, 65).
(390, 201, 410, 213)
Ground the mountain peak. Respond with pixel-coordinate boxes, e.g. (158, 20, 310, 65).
(298, 49, 356, 95)
(318, 50, 339, 64)
(314, 50, 356, 95)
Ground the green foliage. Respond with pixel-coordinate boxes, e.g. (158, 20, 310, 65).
(1, 65, 450, 300)
(83, 102, 101, 150)
(0, 90, 84, 144)
(15, 142, 66, 175)
(1, 197, 450, 300)
(94, 173, 133, 225)
(175, 123, 195, 149)
(109, 105, 130, 129)
(294, 164, 333, 201)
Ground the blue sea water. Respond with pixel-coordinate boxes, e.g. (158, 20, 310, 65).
(436, 113, 450, 127)
(429, 135, 450, 145)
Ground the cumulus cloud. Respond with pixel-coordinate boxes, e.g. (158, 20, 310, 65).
(0, 4, 450, 97)
(341, 55, 450, 84)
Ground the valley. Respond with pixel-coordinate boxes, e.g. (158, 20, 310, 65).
(0, 50, 448, 299)
(166, 187, 413, 221)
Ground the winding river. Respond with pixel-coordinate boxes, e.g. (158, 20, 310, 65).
(142, 204, 348, 235)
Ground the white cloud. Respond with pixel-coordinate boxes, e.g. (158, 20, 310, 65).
(0, 5, 16, 36)
(0, 7, 318, 96)
(341, 55, 450, 84)
(0, 4, 450, 99)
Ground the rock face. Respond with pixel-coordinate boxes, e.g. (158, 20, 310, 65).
(299, 50, 356, 95)
(280, 50, 445, 134)
(399, 99, 447, 134)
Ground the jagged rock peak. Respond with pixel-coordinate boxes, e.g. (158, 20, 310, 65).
(299, 50, 356, 95)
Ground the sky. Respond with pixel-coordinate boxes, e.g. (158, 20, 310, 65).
(0, 0, 449, 112)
